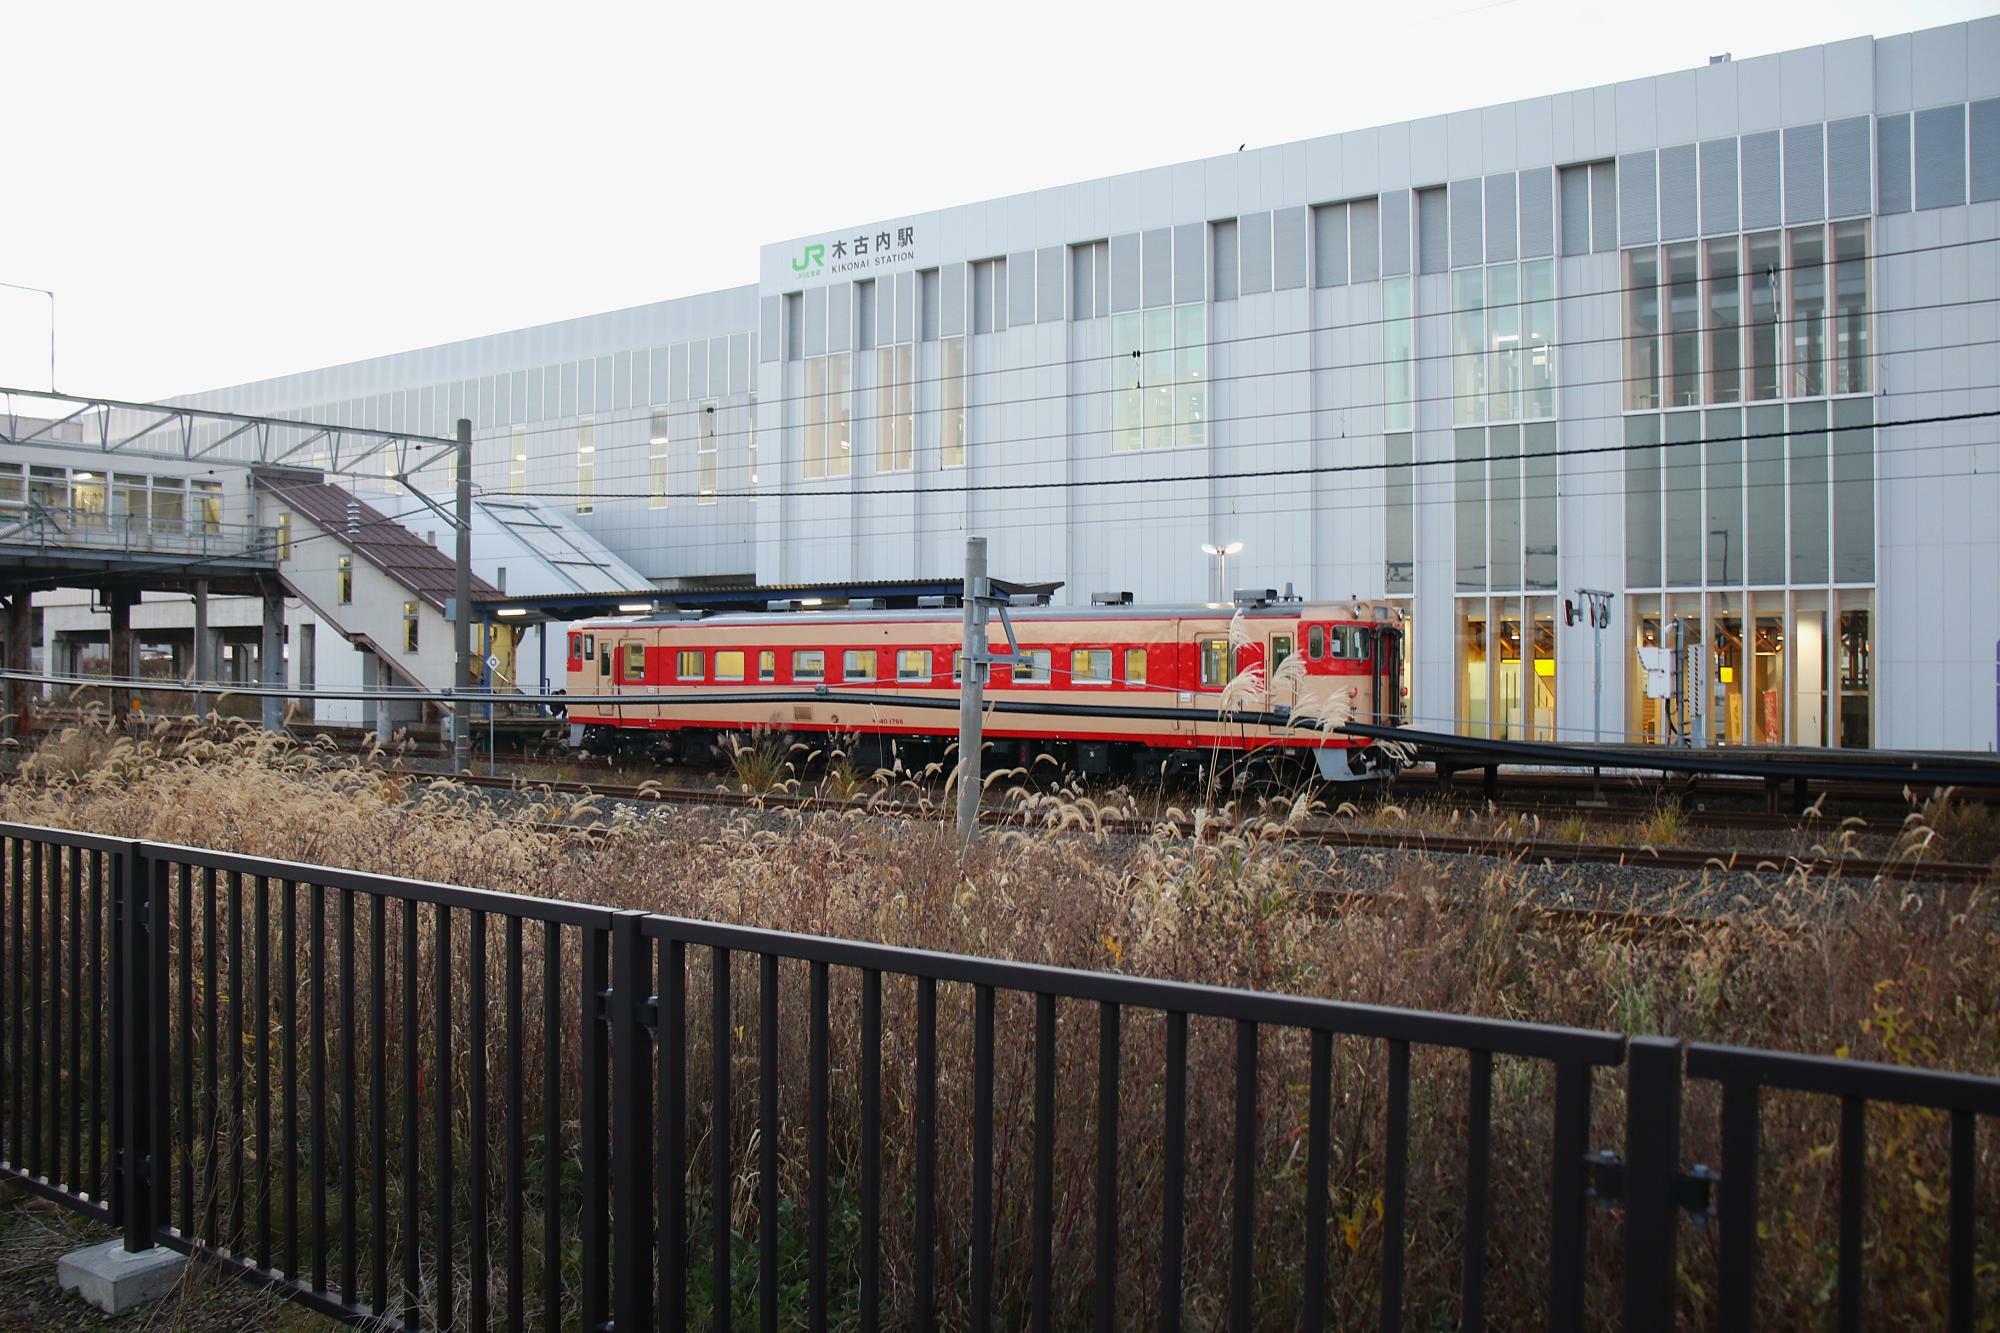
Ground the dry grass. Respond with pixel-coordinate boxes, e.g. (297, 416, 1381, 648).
(2, 722, 1997, 1327)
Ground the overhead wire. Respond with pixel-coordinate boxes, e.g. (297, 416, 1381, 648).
(472, 231, 1999, 451)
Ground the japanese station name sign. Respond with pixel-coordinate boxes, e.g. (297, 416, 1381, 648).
(783, 222, 921, 284)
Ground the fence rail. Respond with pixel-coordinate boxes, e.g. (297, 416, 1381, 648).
(0, 818, 1992, 1329)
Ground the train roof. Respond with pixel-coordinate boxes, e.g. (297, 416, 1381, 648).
(573, 601, 1394, 630)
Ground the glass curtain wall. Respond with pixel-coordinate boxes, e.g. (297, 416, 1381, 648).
(1454, 257, 1558, 737)
(1620, 221, 1874, 747)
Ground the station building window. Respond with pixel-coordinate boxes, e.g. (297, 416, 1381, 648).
(337, 557, 353, 605)
(1111, 305, 1205, 451)
(875, 341, 915, 473)
(803, 354, 853, 480)
(941, 337, 966, 468)
(1384, 278, 1415, 431)
(1623, 222, 1868, 410)
(575, 416, 594, 514)
(402, 602, 419, 654)
(697, 404, 718, 503)
(649, 410, 669, 509)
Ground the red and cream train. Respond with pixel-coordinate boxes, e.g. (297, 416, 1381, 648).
(565, 598, 1406, 782)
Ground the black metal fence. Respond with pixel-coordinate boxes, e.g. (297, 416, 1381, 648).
(0, 818, 1993, 1330)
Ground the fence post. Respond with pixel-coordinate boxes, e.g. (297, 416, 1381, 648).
(114, 841, 158, 1252)
(609, 911, 655, 1332)
(1622, 1035, 1685, 1331)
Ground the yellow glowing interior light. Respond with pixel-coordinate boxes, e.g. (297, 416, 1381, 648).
(1533, 658, 1556, 677)
(1719, 665, 1736, 684)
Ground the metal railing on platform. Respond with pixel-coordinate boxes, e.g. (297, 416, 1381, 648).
(0, 821, 1992, 1329)
(0, 506, 277, 563)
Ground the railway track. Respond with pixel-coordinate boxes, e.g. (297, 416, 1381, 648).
(437, 770, 1994, 888)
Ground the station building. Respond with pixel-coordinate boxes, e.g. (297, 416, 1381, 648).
(19, 17, 1999, 751)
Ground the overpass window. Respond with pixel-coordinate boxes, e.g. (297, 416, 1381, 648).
(575, 416, 595, 514)
(191, 480, 222, 533)
(793, 650, 824, 682)
(402, 602, 419, 654)
(0, 463, 20, 511)
(151, 477, 185, 532)
(337, 557, 353, 604)
(510, 426, 528, 495)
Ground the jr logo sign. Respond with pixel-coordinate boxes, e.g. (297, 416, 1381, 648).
(791, 243, 825, 272)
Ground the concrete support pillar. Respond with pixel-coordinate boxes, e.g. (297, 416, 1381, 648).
(107, 590, 137, 728)
(374, 654, 396, 747)
(191, 580, 212, 720)
(258, 581, 284, 732)
(2, 590, 30, 741)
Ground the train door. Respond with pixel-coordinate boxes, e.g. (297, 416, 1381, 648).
(1267, 631, 1296, 708)
(1367, 625, 1405, 725)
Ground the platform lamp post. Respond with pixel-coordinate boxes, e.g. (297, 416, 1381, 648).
(1201, 541, 1242, 605)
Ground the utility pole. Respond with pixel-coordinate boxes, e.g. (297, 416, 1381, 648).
(452, 418, 473, 773)
(956, 536, 989, 842)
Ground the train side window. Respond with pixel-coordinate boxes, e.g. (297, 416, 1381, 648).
(715, 650, 745, 682)
(1270, 634, 1293, 672)
(843, 650, 877, 683)
(583, 633, 595, 660)
(1071, 648, 1111, 684)
(896, 649, 931, 682)
(1014, 649, 1051, 684)
(951, 650, 963, 683)
(568, 632, 582, 664)
(676, 649, 704, 681)
(1123, 648, 1147, 686)
(1307, 625, 1325, 660)
(1197, 637, 1231, 689)
(599, 645, 611, 677)
(620, 641, 647, 683)
(1337, 626, 1368, 659)
(793, 650, 824, 682)
(758, 650, 776, 682)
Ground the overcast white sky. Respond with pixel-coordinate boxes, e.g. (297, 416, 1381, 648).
(2, 0, 1991, 403)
